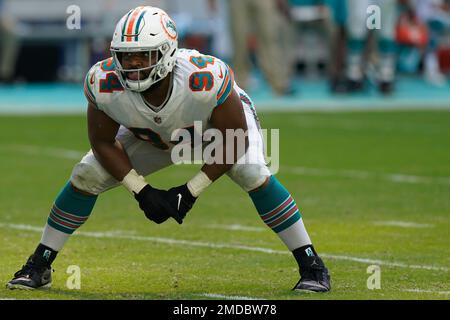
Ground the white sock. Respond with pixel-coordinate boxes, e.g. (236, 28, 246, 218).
(40, 223, 70, 252)
(346, 53, 363, 81)
(425, 52, 440, 75)
(378, 55, 395, 82)
(276, 218, 312, 251)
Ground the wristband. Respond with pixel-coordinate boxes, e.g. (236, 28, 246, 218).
(187, 171, 213, 197)
(121, 169, 147, 194)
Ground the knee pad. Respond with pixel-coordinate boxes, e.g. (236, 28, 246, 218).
(227, 163, 271, 192)
(70, 161, 117, 195)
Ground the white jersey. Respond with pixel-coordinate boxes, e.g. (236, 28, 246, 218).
(84, 49, 253, 151)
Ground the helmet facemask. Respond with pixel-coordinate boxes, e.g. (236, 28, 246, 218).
(111, 42, 172, 92)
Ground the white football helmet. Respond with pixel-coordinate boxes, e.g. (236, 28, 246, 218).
(110, 6, 178, 92)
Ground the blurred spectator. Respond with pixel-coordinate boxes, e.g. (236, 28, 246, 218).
(345, 0, 398, 94)
(289, 0, 333, 79)
(395, 1, 429, 76)
(209, 0, 233, 62)
(413, 0, 450, 86)
(165, 0, 218, 55)
(228, 0, 295, 95)
(289, 0, 347, 92)
(0, 0, 20, 82)
(3, 0, 449, 92)
(326, 0, 348, 92)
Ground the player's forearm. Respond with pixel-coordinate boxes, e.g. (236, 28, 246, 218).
(201, 163, 232, 182)
(188, 136, 248, 197)
(91, 140, 133, 181)
(202, 135, 248, 180)
(186, 162, 234, 198)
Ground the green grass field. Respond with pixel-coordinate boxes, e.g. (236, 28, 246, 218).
(0, 110, 449, 300)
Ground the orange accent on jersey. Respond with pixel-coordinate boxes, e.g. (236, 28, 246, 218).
(189, 55, 215, 70)
(99, 72, 124, 93)
(229, 66, 235, 85)
(217, 71, 230, 100)
(189, 71, 214, 92)
(216, 66, 235, 105)
(126, 7, 144, 42)
(84, 79, 97, 109)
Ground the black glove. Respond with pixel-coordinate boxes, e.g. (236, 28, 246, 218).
(166, 184, 197, 222)
(134, 185, 183, 224)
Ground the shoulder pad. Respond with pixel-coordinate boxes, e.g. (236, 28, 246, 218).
(83, 58, 124, 110)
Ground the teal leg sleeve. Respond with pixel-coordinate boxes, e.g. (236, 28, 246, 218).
(47, 181, 98, 234)
(249, 176, 302, 233)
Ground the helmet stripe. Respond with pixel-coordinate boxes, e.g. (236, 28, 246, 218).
(134, 10, 147, 41)
(121, 10, 133, 42)
(126, 6, 144, 42)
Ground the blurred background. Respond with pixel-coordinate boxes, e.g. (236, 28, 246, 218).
(1, 0, 450, 112)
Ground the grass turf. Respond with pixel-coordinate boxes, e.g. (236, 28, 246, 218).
(0, 110, 449, 300)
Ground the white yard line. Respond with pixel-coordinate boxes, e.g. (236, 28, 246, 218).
(5, 145, 85, 160)
(206, 224, 266, 232)
(1, 223, 448, 273)
(319, 254, 449, 272)
(283, 166, 450, 186)
(373, 221, 434, 228)
(4, 144, 450, 186)
(196, 293, 264, 300)
(402, 289, 450, 295)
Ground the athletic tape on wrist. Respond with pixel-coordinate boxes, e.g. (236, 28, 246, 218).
(187, 171, 212, 197)
(121, 169, 147, 194)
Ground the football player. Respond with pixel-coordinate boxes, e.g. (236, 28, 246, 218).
(7, 6, 330, 293)
(345, 0, 398, 94)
